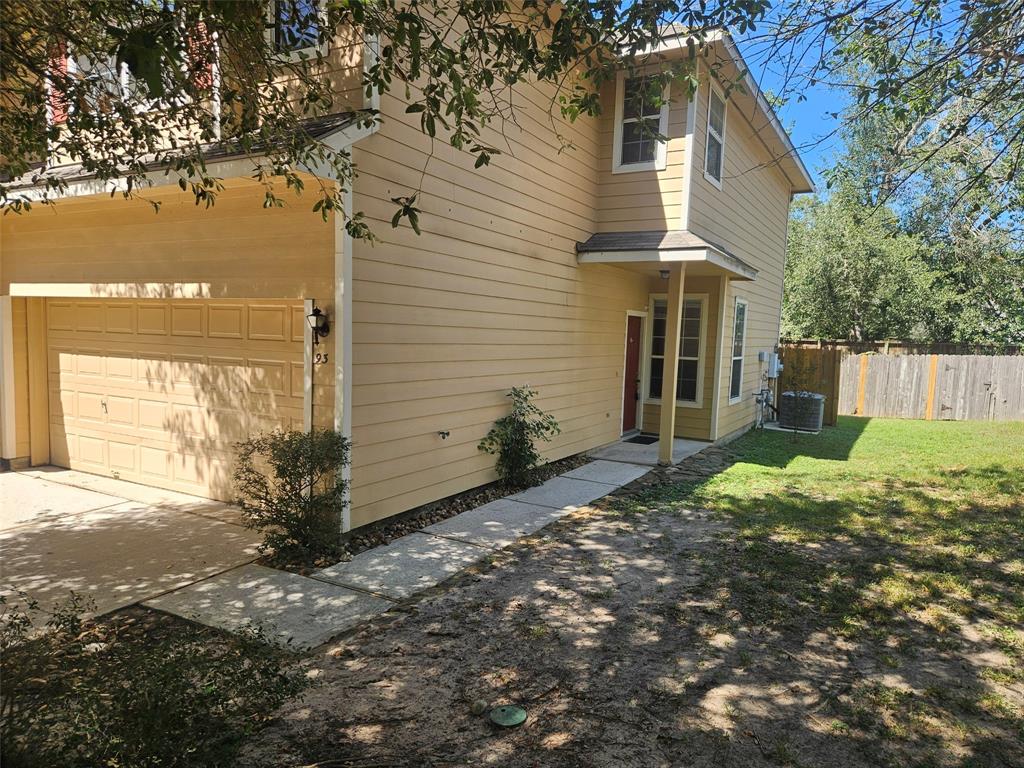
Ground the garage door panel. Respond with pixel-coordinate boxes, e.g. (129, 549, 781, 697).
(171, 304, 205, 337)
(48, 302, 76, 331)
(105, 303, 135, 333)
(77, 350, 106, 377)
(78, 435, 107, 468)
(77, 304, 105, 332)
(208, 304, 245, 339)
(47, 298, 306, 502)
(137, 304, 170, 335)
(108, 441, 138, 473)
(106, 353, 135, 379)
(248, 304, 289, 340)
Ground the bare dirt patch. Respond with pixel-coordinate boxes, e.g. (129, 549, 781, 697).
(243, 425, 1023, 768)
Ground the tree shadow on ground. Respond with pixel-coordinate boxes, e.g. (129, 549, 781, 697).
(241, 419, 1023, 768)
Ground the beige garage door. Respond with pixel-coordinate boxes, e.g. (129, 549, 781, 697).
(46, 299, 306, 501)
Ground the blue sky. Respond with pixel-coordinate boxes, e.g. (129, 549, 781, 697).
(733, 28, 850, 193)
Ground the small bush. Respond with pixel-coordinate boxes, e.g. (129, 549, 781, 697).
(0, 592, 304, 768)
(478, 385, 560, 488)
(234, 428, 349, 563)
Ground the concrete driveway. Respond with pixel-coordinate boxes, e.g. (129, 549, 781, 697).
(0, 468, 260, 619)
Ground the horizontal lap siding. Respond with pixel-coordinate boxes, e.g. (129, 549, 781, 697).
(349, 87, 649, 527)
(1, 184, 335, 301)
(596, 84, 687, 232)
(688, 77, 794, 438)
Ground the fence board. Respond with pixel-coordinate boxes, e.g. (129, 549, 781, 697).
(777, 345, 841, 425)
(839, 353, 1024, 421)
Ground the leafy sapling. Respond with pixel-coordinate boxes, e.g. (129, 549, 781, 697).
(479, 385, 561, 489)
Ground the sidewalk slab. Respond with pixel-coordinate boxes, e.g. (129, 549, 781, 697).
(561, 460, 650, 487)
(144, 564, 392, 650)
(1, 473, 124, 530)
(424, 498, 566, 549)
(316, 533, 489, 600)
(2, 500, 260, 618)
(509, 475, 618, 510)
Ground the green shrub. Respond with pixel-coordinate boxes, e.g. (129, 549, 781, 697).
(234, 428, 349, 563)
(478, 385, 560, 488)
(0, 592, 303, 768)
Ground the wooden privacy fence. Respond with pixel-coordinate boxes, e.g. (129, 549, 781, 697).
(777, 345, 842, 426)
(838, 354, 1024, 421)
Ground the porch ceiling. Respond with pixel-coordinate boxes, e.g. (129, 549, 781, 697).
(575, 230, 758, 281)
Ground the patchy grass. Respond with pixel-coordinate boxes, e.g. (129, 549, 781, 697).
(243, 417, 1022, 768)
(627, 416, 1024, 764)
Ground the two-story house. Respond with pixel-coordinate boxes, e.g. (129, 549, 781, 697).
(0, 18, 812, 531)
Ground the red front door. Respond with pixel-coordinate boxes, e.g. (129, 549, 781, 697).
(623, 315, 642, 432)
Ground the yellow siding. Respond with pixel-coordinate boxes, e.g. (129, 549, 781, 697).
(688, 78, 794, 438)
(595, 82, 687, 232)
(1, 183, 335, 301)
(348, 86, 650, 527)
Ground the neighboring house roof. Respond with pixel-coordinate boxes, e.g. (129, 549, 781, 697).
(576, 230, 759, 280)
(6, 111, 365, 194)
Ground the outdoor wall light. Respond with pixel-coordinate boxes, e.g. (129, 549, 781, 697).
(306, 306, 331, 344)
(659, 269, 671, 280)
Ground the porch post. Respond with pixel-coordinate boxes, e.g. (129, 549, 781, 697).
(658, 264, 685, 465)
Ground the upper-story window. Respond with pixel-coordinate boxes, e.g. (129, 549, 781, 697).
(612, 73, 670, 174)
(275, 0, 320, 52)
(704, 85, 727, 187)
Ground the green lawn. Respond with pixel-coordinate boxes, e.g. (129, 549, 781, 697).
(626, 417, 1024, 766)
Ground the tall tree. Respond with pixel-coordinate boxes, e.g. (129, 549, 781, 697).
(2, 0, 1022, 238)
(782, 187, 937, 341)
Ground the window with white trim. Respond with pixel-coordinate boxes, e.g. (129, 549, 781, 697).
(648, 297, 705, 403)
(275, 0, 320, 52)
(729, 298, 748, 402)
(704, 86, 726, 186)
(612, 74, 670, 173)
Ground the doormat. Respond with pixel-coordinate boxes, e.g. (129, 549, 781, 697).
(625, 434, 658, 445)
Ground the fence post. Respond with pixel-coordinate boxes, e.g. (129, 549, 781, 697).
(856, 354, 869, 415)
(925, 354, 939, 420)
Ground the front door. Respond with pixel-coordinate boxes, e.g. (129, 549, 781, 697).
(623, 315, 642, 432)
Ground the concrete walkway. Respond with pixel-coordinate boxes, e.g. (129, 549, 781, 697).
(0, 469, 260, 618)
(145, 459, 653, 649)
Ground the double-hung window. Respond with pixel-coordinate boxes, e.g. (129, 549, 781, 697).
(704, 86, 726, 186)
(275, 0, 320, 53)
(729, 298, 748, 402)
(613, 75, 670, 172)
(648, 297, 705, 404)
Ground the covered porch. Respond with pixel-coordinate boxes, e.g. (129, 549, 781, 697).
(577, 230, 757, 465)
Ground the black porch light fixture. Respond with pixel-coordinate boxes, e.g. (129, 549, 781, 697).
(306, 306, 330, 344)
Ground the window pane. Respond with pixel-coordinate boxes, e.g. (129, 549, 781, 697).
(678, 359, 698, 401)
(732, 303, 746, 357)
(648, 358, 664, 399)
(277, 0, 319, 51)
(730, 358, 743, 399)
(621, 119, 657, 164)
(706, 135, 722, 181)
(683, 317, 701, 341)
(681, 335, 699, 358)
(623, 78, 659, 119)
(709, 92, 725, 135)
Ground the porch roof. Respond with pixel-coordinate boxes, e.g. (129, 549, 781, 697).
(575, 230, 758, 281)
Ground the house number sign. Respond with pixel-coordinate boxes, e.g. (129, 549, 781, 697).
(314, 352, 329, 364)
